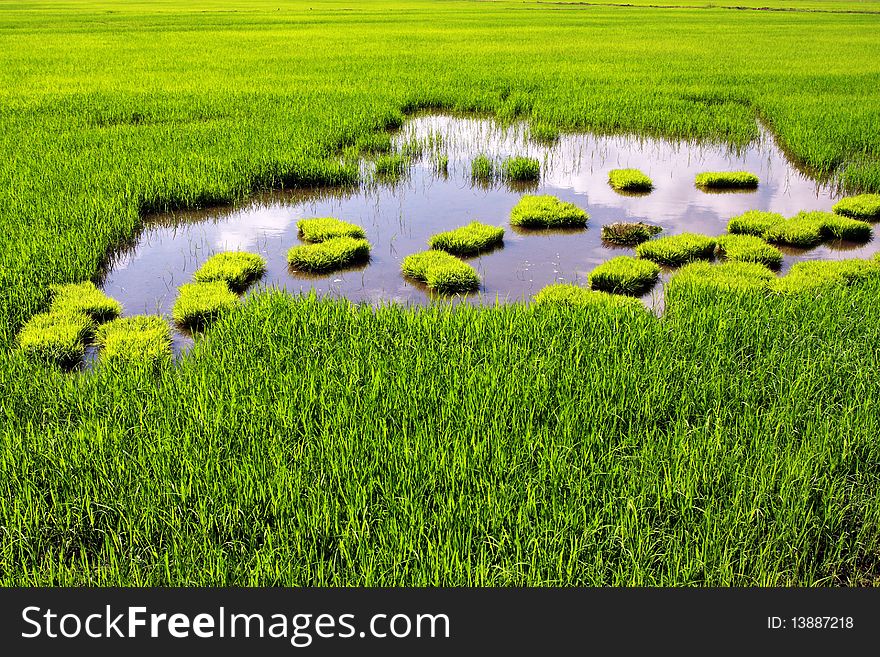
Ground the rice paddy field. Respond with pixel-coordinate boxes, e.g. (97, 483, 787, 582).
(2, 0, 880, 586)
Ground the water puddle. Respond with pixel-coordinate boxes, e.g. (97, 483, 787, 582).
(99, 113, 878, 354)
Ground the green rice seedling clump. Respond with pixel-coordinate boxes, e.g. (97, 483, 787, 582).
(428, 222, 504, 255)
(601, 221, 662, 245)
(471, 155, 494, 181)
(287, 236, 371, 272)
(715, 234, 783, 269)
(96, 315, 172, 367)
(727, 210, 785, 236)
(16, 311, 95, 366)
(695, 171, 759, 189)
(833, 194, 880, 220)
(802, 211, 873, 242)
(608, 168, 653, 192)
(354, 132, 392, 154)
(502, 156, 540, 182)
(588, 256, 660, 295)
(510, 195, 588, 228)
(375, 154, 409, 178)
(532, 283, 647, 312)
(670, 261, 775, 295)
(529, 122, 559, 143)
(194, 251, 267, 290)
(172, 281, 239, 328)
(635, 232, 716, 266)
(771, 259, 880, 294)
(298, 217, 366, 243)
(49, 281, 121, 323)
(401, 250, 480, 293)
(762, 216, 825, 248)
(435, 155, 449, 174)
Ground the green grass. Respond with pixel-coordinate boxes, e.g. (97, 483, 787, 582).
(471, 155, 495, 182)
(601, 221, 663, 245)
(171, 281, 239, 329)
(807, 211, 873, 242)
(727, 210, 786, 236)
(95, 316, 172, 368)
(501, 157, 540, 182)
(529, 122, 559, 143)
(771, 259, 880, 294)
(694, 171, 759, 189)
(588, 256, 660, 295)
(297, 217, 367, 243)
(428, 222, 504, 256)
(532, 283, 648, 312)
(374, 154, 410, 179)
(435, 154, 449, 175)
(354, 132, 392, 155)
(509, 195, 589, 228)
(715, 234, 784, 269)
(762, 215, 826, 248)
(635, 233, 716, 266)
(193, 251, 267, 291)
(15, 311, 94, 367)
(401, 250, 480, 293)
(287, 237, 371, 273)
(608, 168, 653, 192)
(49, 282, 121, 323)
(833, 194, 880, 220)
(668, 261, 776, 296)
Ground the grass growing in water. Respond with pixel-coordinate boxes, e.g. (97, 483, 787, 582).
(510, 195, 588, 228)
(193, 252, 266, 291)
(608, 168, 653, 192)
(715, 234, 783, 269)
(588, 256, 660, 295)
(297, 217, 366, 243)
(95, 316, 172, 368)
(727, 210, 785, 236)
(762, 215, 826, 248)
(355, 132, 392, 155)
(287, 237, 371, 273)
(532, 283, 647, 312)
(635, 233, 716, 266)
(401, 250, 480, 293)
(16, 311, 94, 367)
(49, 281, 121, 323)
(502, 157, 540, 182)
(428, 222, 504, 256)
(807, 211, 873, 242)
(669, 261, 776, 295)
(771, 259, 880, 294)
(435, 155, 449, 175)
(695, 171, 759, 189)
(833, 194, 880, 220)
(529, 122, 559, 143)
(471, 155, 494, 182)
(601, 222, 662, 245)
(172, 282, 239, 329)
(374, 154, 409, 179)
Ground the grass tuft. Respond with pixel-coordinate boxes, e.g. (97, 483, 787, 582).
(761, 215, 825, 248)
(532, 283, 647, 312)
(601, 221, 662, 245)
(806, 211, 873, 242)
(771, 259, 880, 294)
(95, 316, 172, 368)
(16, 311, 95, 366)
(287, 237, 371, 273)
(529, 122, 559, 143)
(297, 217, 366, 243)
(608, 168, 653, 192)
(669, 261, 775, 295)
(502, 156, 540, 182)
(428, 222, 504, 256)
(715, 234, 783, 269)
(49, 281, 121, 323)
(695, 171, 759, 189)
(727, 210, 785, 236)
(471, 155, 495, 181)
(401, 250, 480, 293)
(355, 132, 392, 155)
(193, 251, 266, 290)
(375, 154, 409, 179)
(832, 194, 880, 220)
(588, 256, 660, 295)
(510, 195, 588, 228)
(172, 282, 239, 329)
(435, 154, 449, 175)
(635, 232, 716, 266)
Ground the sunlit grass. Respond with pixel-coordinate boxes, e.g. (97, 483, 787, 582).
(695, 171, 759, 189)
(172, 281, 239, 329)
(16, 311, 94, 367)
(49, 282, 121, 323)
(401, 250, 480, 292)
(833, 194, 880, 220)
(588, 256, 660, 295)
(635, 232, 716, 266)
(287, 236, 371, 272)
(95, 315, 172, 368)
(193, 251, 266, 291)
(715, 234, 783, 269)
(297, 217, 366, 243)
(608, 168, 653, 192)
(509, 195, 588, 228)
(428, 222, 504, 256)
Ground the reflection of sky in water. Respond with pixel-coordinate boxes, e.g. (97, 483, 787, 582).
(100, 114, 876, 352)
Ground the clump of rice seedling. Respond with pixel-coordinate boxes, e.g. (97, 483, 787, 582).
(588, 256, 660, 295)
(669, 261, 775, 295)
(435, 154, 449, 175)
(771, 259, 880, 294)
(17, 311, 95, 366)
(608, 168, 653, 192)
(354, 132, 392, 155)
(635, 232, 716, 266)
(297, 217, 366, 243)
(509, 195, 588, 228)
(804, 211, 872, 242)
(695, 171, 759, 189)
(49, 281, 121, 322)
(287, 236, 371, 273)
(375, 154, 409, 179)
(726, 210, 785, 236)
(399, 137, 424, 158)
(601, 222, 662, 245)
(529, 122, 559, 143)
(532, 284, 647, 312)
(428, 222, 504, 255)
(502, 156, 540, 182)
(401, 250, 480, 293)
(761, 215, 825, 248)
(172, 281, 239, 329)
(96, 315, 172, 367)
(715, 234, 783, 269)
(471, 155, 495, 181)
(833, 194, 880, 220)
(194, 251, 266, 291)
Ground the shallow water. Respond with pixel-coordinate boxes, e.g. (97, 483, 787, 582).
(98, 114, 879, 353)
